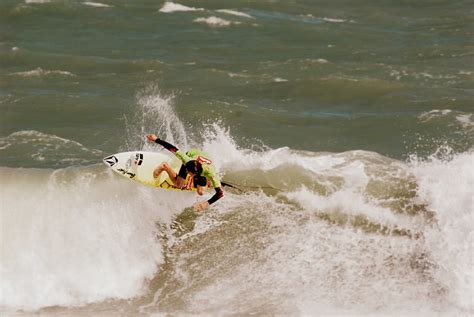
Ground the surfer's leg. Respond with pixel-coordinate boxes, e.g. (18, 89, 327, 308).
(153, 162, 177, 182)
(175, 164, 188, 188)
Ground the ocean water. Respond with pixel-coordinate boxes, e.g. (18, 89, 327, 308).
(1, 0, 473, 315)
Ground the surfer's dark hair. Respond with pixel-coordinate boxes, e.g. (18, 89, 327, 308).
(185, 160, 203, 175)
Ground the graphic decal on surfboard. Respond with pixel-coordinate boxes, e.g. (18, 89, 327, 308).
(103, 155, 118, 167)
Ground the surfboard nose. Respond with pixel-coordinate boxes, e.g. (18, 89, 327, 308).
(103, 155, 118, 167)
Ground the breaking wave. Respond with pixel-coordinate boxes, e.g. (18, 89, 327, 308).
(1, 87, 472, 315)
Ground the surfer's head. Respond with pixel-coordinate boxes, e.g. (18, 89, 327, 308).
(185, 160, 203, 175)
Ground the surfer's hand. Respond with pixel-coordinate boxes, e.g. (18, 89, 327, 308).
(194, 201, 209, 212)
(146, 134, 157, 142)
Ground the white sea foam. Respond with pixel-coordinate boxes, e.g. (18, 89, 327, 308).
(418, 72, 457, 80)
(10, 67, 75, 77)
(199, 122, 345, 174)
(194, 16, 239, 27)
(83, 1, 112, 8)
(216, 9, 253, 18)
(419, 109, 453, 121)
(25, 0, 50, 3)
(0, 167, 186, 311)
(228, 72, 249, 78)
(314, 58, 329, 63)
(456, 113, 474, 130)
(410, 151, 474, 312)
(323, 17, 346, 23)
(159, 2, 203, 13)
(284, 182, 421, 232)
(418, 109, 474, 133)
(199, 123, 473, 313)
(185, 183, 444, 315)
(304, 15, 350, 23)
(182, 135, 472, 314)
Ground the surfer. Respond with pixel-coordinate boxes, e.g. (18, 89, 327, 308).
(146, 134, 224, 211)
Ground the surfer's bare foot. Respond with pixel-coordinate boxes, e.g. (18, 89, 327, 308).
(153, 167, 162, 178)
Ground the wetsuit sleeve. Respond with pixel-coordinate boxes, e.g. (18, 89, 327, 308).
(154, 138, 178, 153)
(207, 187, 224, 205)
(154, 138, 191, 164)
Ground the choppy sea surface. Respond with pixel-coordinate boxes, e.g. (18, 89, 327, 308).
(1, 0, 473, 315)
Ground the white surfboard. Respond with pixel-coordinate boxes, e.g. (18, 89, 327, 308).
(103, 151, 204, 191)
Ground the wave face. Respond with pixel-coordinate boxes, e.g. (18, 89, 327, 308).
(1, 88, 472, 315)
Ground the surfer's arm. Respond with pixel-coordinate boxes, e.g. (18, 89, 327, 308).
(208, 186, 224, 205)
(147, 134, 191, 163)
(194, 186, 224, 211)
(205, 174, 223, 205)
(152, 137, 178, 153)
